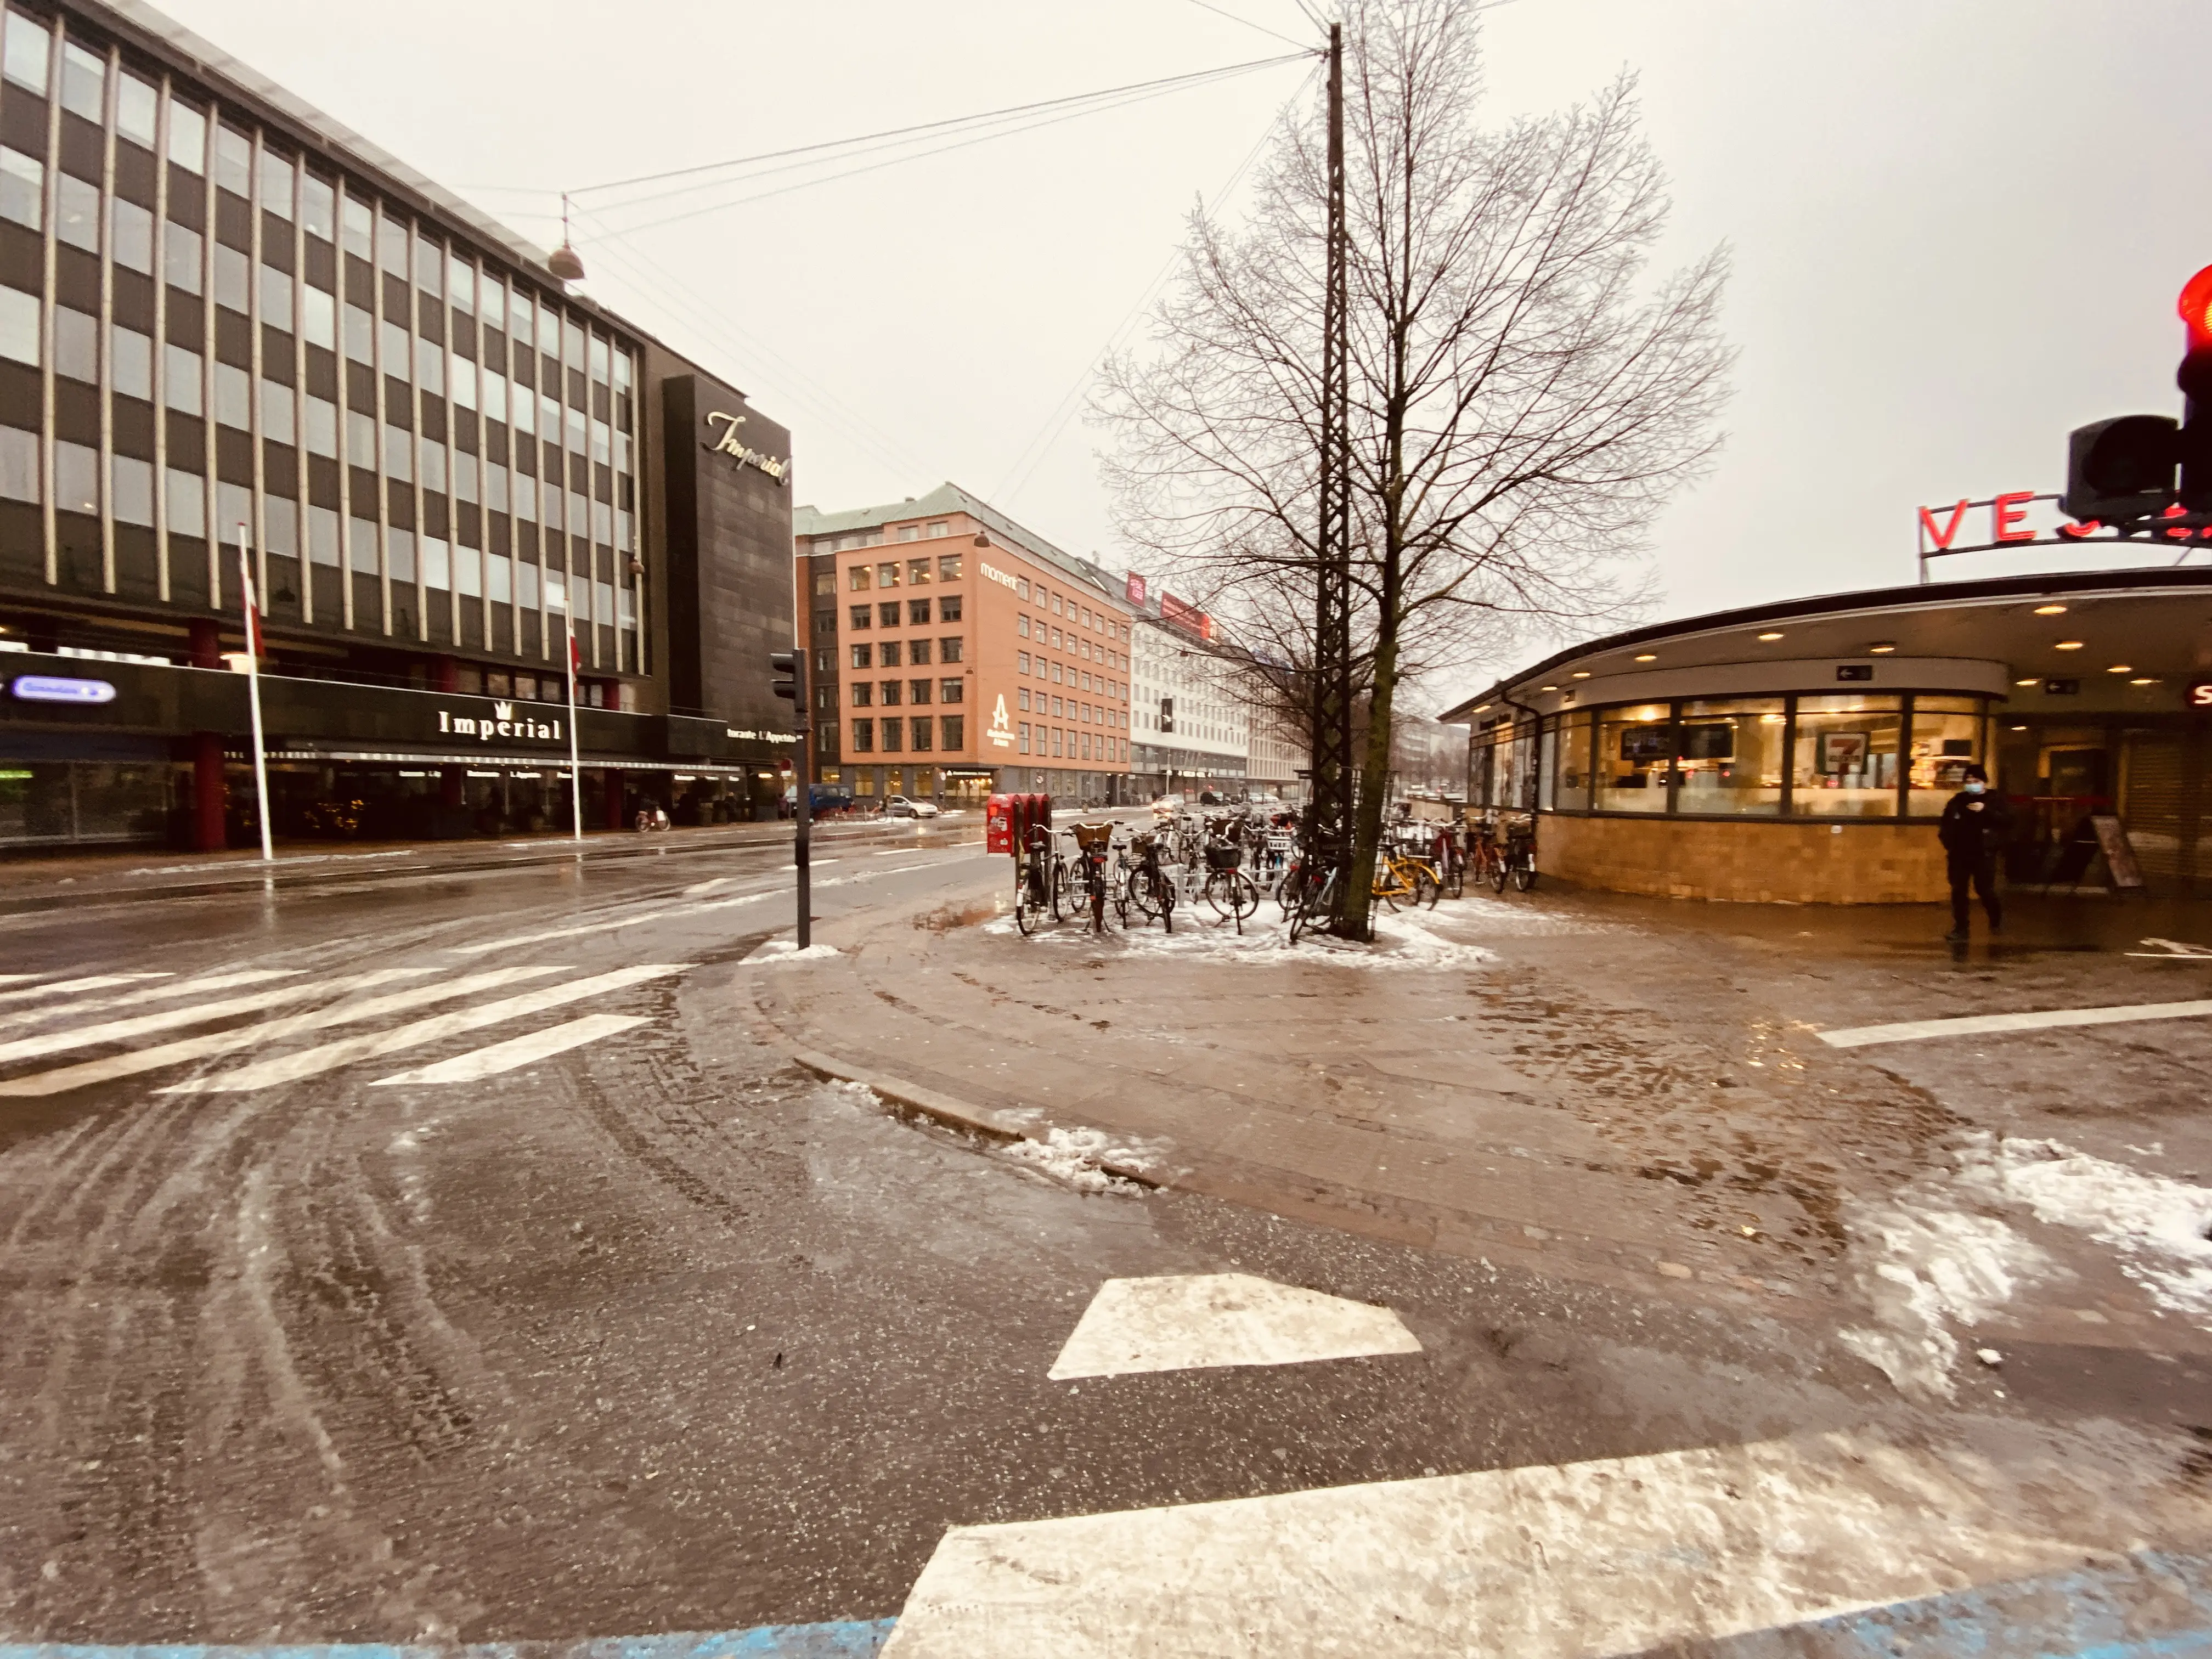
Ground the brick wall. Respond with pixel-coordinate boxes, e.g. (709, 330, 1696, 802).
(1542, 813, 1949, 903)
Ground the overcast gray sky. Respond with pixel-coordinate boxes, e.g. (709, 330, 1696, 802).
(161, 0, 2212, 687)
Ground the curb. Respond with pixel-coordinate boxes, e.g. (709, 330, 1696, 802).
(742, 979, 1166, 1192)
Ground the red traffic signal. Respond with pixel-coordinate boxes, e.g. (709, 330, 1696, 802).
(2181, 263, 2212, 398)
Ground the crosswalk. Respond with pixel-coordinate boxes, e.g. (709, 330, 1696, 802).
(0, 957, 687, 1096)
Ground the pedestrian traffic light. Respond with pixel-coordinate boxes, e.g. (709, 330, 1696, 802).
(770, 651, 799, 702)
(2177, 263, 2212, 510)
(2061, 414, 2178, 524)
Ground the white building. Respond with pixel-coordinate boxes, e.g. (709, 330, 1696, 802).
(1128, 591, 1249, 797)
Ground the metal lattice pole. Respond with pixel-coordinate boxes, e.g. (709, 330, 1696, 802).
(1302, 21, 1354, 924)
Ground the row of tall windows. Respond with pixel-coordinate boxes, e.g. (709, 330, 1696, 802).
(0, 4, 642, 669)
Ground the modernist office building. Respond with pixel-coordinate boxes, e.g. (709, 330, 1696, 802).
(794, 483, 1136, 807)
(0, 0, 795, 850)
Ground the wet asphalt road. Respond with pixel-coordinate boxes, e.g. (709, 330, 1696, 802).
(0, 834, 2205, 1644)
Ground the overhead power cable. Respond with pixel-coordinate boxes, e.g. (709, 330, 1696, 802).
(1184, 0, 1317, 51)
(568, 53, 1313, 204)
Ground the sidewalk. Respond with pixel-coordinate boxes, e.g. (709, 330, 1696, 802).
(0, 812, 980, 911)
(747, 868, 2212, 1373)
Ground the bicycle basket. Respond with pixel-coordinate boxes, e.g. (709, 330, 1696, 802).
(1204, 844, 1243, 871)
(1071, 822, 1115, 850)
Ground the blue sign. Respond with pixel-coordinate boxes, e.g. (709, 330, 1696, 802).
(12, 674, 117, 706)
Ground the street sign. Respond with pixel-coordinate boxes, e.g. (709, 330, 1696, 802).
(11, 674, 116, 704)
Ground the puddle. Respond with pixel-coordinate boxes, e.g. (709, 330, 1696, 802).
(913, 898, 1004, 933)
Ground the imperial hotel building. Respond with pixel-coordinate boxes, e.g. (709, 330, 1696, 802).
(0, 0, 797, 851)
(794, 483, 1135, 807)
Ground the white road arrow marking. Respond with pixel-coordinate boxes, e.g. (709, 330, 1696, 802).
(157, 964, 687, 1093)
(1048, 1274, 1421, 1379)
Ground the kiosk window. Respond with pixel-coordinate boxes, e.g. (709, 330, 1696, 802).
(1675, 697, 1786, 816)
(1907, 696, 1985, 817)
(1792, 695, 1903, 817)
(1596, 704, 1673, 814)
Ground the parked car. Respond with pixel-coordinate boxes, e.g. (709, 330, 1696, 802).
(806, 785, 855, 815)
(883, 794, 941, 819)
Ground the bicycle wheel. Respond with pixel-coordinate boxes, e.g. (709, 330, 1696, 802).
(1090, 865, 1108, 934)
(1512, 859, 1537, 893)
(1227, 869, 1260, 923)
(1489, 854, 1508, 895)
(1015, 865, 1041, 935)
(1050, 857, 1067, 921)
(1415, 863, 1442, 910)
(1203, 870, 1240, 924)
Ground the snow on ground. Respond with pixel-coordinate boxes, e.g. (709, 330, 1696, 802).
(996, 1126, 1152, 1197)
(1837, 1198, 2054, 1400)
(983, 906, 1496, 970)
(1838, 1132, 2211, 1398)
(1952, 1135, 2212, 1321)
(743, 939, 843, 964)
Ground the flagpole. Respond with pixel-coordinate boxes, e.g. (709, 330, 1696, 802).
(236, 522, 274, 863)
(563, 590, 583, 843)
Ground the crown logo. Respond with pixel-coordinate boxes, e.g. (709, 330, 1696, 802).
(493, 701, 515, 720)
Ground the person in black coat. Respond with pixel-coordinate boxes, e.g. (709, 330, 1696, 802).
(1937, 762, 2011, 940)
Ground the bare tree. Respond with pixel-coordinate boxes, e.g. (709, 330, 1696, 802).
(1096, 0, 1730, 935)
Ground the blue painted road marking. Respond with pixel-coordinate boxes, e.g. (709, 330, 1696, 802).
(0, 1622, 896, 1659)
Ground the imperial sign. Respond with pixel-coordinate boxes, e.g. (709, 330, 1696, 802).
(702, 411, 791, 487)
(437, 702, 564, 742)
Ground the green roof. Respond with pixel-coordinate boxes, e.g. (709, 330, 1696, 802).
(794, 482, 1121, 603)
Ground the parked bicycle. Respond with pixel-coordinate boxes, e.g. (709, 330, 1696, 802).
(1122, 828, 1177, 932)
(1198, 834, 1261, 932)
(1065, 821, 1120, 934)
(1014, 821, 1062, 935)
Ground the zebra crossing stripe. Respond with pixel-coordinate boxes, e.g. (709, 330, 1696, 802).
(0, 968, 301, 1032)
(0, 969, 437, 1068)
(156, 964, 687, 1093)
(446, 893, 770, 957)
(370, 1012, 648, 1085)
(0, 970, 172, 1006)
(876, 1431, 2181, 1657)
(0, 967, 569, 1098)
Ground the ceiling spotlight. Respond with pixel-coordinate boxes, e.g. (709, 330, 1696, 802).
(1869, 642, 1897, 654)
(2054, 640, 2084, 650)
(1537, 685, 1558, 693)
(2010, 724, 2028, 731)
(2014, 677, 2039, 686)
(1571, 670, 1592, 679)
(1757, 631, 1785, 641)
(2106, 664, 2132, 674)
(2129, 677, 2156, 686)
(2033, 603, 2068, 616)
(1633, 653, 1656, 662)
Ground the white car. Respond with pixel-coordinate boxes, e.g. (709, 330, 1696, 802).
(883, 794, 941, 819)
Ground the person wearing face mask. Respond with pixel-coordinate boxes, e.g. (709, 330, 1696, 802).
(1937, 762, 2011, 941)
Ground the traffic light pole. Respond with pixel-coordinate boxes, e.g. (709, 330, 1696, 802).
(793, 731, 811, 952)
(771, 647, 812, 950)
(793, 647, 811, 952)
